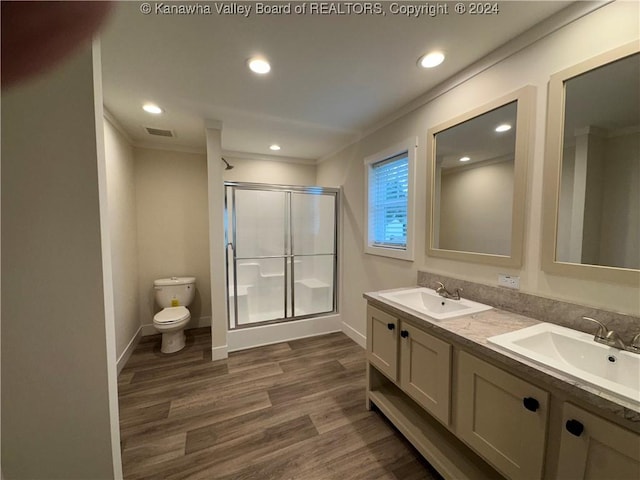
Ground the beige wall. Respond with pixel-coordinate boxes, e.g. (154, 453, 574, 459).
(557, 144, 576, 263)
(104, 118, 141, 358)
(222, 156, 317, 185)
(580, 131, 606, 265)
(134, 147, 211, 331)
(317, 1, 640, 342)
(599, 131, 639, 269)
(438, 160, 514, 256)
(2, 47, 119, 478)
(557, 130, 639, 269)
(317, 130, 423, 340)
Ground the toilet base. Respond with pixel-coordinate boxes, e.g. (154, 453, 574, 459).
(161, 330, 186, 354)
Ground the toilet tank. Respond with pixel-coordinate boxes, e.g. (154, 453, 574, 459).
(154, 276, 196, 308)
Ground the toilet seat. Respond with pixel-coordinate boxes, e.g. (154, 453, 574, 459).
(154, 306, 190, 325)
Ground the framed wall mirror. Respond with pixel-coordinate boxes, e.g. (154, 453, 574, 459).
(426, 86, 534, 267)
(542, 42, 639, 284)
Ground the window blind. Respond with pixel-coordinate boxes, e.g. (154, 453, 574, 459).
(369, 152, 409, 249)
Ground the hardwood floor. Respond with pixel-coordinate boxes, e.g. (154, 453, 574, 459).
(118, 328, 442, 479)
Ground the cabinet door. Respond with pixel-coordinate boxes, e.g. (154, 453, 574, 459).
(366, 305, 398, 381)
(399, 322, 451, 425)
(556, 403, 640, 479)
(456, 351, 549, 479)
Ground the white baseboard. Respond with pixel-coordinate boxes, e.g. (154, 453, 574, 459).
(227, 314, 342, 352)
(140, 314, 212, 337)
(341, 321, 366, 348)
(117, 326, 142, 374)
(211, 344, 228, 360)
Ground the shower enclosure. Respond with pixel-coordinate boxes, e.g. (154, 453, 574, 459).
(225, 182, 339, 330)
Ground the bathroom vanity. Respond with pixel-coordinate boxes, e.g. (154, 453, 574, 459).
(364, 290, 640, 480)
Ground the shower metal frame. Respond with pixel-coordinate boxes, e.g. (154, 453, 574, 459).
(224, 181, 340, 330)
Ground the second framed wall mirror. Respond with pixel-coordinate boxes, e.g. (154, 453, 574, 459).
(542, 42, 639, 284)
(426, 86, 534, 267)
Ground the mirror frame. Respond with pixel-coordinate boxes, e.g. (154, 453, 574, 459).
(426, 86, 535, 267)
(541, 41, 640, 284)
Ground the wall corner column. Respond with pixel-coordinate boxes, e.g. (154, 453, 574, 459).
(205, 121, 228, 360)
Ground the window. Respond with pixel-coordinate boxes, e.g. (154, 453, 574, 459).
(370, 153, 408, 247)
(364, 138, 416, 260)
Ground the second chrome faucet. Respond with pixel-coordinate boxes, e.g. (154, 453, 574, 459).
(435, 281, 462, 301)
(581, 316, 639, 352)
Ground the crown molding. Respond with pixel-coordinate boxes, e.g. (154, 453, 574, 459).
(221, 149, 317, 165)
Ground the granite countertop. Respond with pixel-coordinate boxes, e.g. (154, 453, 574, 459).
(364, 288, 640, 429)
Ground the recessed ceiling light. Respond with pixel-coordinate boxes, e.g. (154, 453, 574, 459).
(418, 51, 445, 69)
(495, 124, 512, 132)
(459, 156, 471, 162)
(142, 103, 163, 114)
(269, 144, 281, 151)
(248, 58, 271, 74)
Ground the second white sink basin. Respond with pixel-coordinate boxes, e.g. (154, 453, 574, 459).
(379, 287, 492, 321)
(488, 323, 640, 407)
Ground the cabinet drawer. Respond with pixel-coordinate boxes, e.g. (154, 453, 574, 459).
(400, 323, 451, 425)
(556, 403, 640, 479)
(456, 350, 549, 479)
(367, 305, 398, 381)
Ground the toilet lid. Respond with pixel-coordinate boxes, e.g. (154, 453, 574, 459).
(154, 306, 190, 324)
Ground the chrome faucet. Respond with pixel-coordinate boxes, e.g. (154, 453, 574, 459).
(581, 317, 630, 351)
(581, 316, 608, 342)
(435, 281, 462, 301)
(626, 333, 640, 353)
(604, 330, 627, 350)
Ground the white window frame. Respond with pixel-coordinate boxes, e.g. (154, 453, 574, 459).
(364, 137, 417, 261)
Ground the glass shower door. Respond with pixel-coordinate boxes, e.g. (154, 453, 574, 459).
(226, 183, 338, 330)
(291, 192, 336, 317)
(229, 188, 288, 327)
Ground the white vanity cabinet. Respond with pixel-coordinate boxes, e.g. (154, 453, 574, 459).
(367, 305, 451, 424)
(365, 300, 639, 480)
(556, 403, 640, 479)
(366, 305, 399, 381)
(366, 305, 498, 480)
(455, 350, 549, 479)
(399, 322, 451, 425)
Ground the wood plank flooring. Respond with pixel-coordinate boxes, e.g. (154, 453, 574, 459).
(118, 328, 443, 479)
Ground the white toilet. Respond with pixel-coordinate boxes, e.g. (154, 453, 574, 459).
(153, 276, 196, 353)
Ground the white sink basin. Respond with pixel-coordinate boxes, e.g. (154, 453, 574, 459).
(378, 287, 492, 321)
(488, 323, 640, 407)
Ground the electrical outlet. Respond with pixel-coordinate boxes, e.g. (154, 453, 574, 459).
(498, 274, 520, 289)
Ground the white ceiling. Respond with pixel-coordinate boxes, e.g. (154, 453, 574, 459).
(564, 52, 640, 140)
(100, 1, 573, 161)
(436, 101, 517, 169)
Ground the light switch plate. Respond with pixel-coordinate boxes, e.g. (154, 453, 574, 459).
(498, 274, 520, 289)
